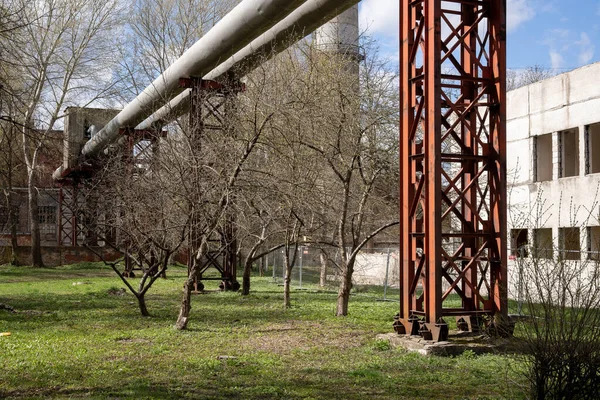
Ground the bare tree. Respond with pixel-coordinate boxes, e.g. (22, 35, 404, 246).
(115, 0, 238, 100)
(173, 77, 274, 329)
(287, 43, 399, 316)
(1, 0, 123, 267)
(507, 65, 554, 91)
(509, 192, 600, 399)
(83, 136, 189, 316)
(0, 105, 23, 265)
(230, 39, 400, 313)
(0, 0, 30, 265)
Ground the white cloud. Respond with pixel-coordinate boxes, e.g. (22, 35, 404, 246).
(360, 0, 534, 37)
(577, 32, 595, 65)
(549, 50, 564, 70)
(507, 0, 536, 32)
(359, 0, 399, 41)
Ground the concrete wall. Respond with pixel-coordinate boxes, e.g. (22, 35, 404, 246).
(352, 251, 399, 286)
(0, 246, 121, 267)
(507, 62, 600, 287)
(63, 107, 120, 170)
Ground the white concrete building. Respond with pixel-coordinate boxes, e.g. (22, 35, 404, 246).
(507, 62, 600, 265)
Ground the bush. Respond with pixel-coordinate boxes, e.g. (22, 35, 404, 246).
(515, 249, 600, 399)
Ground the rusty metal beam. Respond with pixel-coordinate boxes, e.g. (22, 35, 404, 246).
(397, 0, 507, 341)
(185, 77, 241, 292)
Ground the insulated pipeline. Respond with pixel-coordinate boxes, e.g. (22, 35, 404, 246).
(80, 0, 310, 158)
(135, 0, 361, 131)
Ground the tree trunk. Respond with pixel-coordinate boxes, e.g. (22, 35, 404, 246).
(176, 239, 206, 330)
(242, 259, 252, 296)
(336, 259, 354, 316)
(319, 250, 328, 287)
(283, 264, 292, 309)
(3, 190, 19, 265)
(176, 266, 195, 330)
(259, 256, 265, 277)
(28, 174, 44, 268)
(136, 294, 150, 317)
(9, 201, 18, 265)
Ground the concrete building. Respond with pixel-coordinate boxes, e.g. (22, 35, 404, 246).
(507, 62, 600, 264)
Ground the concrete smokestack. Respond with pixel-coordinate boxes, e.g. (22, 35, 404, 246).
(314, 5, 361, 62)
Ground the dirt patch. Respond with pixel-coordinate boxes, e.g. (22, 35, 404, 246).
(107, 288, 127, 296)
(0, 303, 16, 313)
(243, 320, 365, 355)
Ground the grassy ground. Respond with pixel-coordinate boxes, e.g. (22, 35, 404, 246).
(0, 263, 527, 399)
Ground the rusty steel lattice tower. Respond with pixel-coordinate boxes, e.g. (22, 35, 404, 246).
(396, 0, 507, 341)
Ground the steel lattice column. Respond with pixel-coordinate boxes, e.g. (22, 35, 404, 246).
(396, 0, 507, 341)
(58, 181, 80, 246)
(182, 77, 243, 291)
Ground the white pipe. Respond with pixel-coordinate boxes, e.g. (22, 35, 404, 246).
(136, 0, 360, 131)
(80, 0, 309, 158)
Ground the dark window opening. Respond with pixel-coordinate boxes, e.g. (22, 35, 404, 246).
(533, 228, 553, 259)
(560, 128, 579, 178)
(83, 119, 91, 139)
(587, 227, 600, 260)
(511, 229, 528, 258)
(587, 123, 600, 174)
(535, 133, 553, 182)
(559, 227, 580, 261)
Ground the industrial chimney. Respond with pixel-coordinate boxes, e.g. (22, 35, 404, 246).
(314, 5, 361, 64)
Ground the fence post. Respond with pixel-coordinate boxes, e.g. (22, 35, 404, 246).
(272, 251, 276, 282)
(383, 248, 391, 301)
(299, 246, 303, 288)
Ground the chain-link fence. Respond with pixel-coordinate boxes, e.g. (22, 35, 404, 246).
(261, 246, 399, 300)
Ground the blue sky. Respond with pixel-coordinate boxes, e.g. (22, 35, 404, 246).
(359, 0, 600, 73)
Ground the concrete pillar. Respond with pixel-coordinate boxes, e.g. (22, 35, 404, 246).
(529, 137, 536, 183)
(552, 226, 560, 262)
(552, 131, 560, 180)
(580, 124, 588, 176)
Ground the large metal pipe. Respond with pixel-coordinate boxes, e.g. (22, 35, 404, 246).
(79, 0, 310, 158)
(134, 0, 361, 131)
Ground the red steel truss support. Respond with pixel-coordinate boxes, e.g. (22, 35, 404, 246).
(396, 0, 507, 341)
(182, 77, 243, 292)
(58, 181, 80, 246)
(58, 180, 101, 247)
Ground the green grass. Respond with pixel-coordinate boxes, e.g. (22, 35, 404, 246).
(0, 263, 527, 399)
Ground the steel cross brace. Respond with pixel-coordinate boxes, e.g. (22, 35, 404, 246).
(183, 77, 242, 292)
(396, 0, 508, 342)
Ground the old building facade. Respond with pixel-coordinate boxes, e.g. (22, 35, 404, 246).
(507, 62, 600, 263)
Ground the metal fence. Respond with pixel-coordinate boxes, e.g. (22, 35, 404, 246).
(261, 246, 399, 300)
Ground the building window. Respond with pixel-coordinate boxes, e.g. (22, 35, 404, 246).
(586, 123, 600, 174)
(38, 206, 56, 225)
(533, 228, 553, 259)
(84, 120, 91, 139)
(559, 128, 579, 178)
(534, 133, 553, 182)
(511, 229, 528, 258)
(559, 227, 580, 261)
(587, 227, 600, 260)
